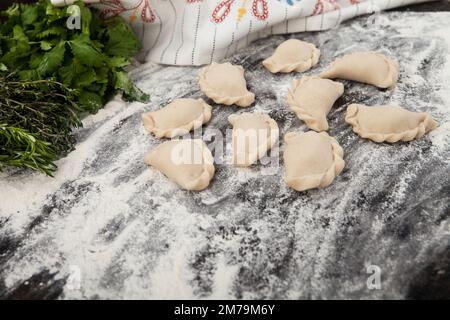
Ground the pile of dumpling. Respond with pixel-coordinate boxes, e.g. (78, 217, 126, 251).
(142, 39, 438, 192)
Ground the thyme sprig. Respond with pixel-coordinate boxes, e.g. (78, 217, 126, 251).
(0, 73, 82, 175)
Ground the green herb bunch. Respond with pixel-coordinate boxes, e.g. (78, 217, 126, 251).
(0, 0, 149, 175)
(0, 73, 81, 175)
(0, 0, 148, 113)
(0, 123, 58, 176)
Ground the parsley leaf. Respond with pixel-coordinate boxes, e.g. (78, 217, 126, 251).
(105, 18, 142, 58)
(0, 0, 149, 112)
(37, 41, 65, 76)
(69, 34, 104, 67)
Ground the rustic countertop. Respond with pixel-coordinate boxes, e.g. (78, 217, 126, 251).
(1, 3, 449, 299)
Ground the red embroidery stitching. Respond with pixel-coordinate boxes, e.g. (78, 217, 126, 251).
(212, 0, 270, 24)
(312, 0, 340, 16)
(141, 0, 155, 23)
(98, 0, 128, 19)
(252, 0, 268, 21)
(212, 0, 235, 24)
(98, 0, 155, 23)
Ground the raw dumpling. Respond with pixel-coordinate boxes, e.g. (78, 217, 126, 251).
(320, 52, 399, 89)
(199, 62, 255, 107)
(345, 104, 438, 143)
(142, 98, 212, 138)
(228, 112, 279, 167)
(144, 139, 215, 191)
(287, 76, 344, 131)
(283, 131, 345, 192)
(262, 39, 320, 74)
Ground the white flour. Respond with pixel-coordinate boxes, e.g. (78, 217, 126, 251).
(0, 12, 449, 299)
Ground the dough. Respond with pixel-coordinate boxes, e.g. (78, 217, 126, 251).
(345, 104, 438, 143)
(142, 98, 212, 138)
(199, 62, 255, 107)
(144, 139, 215, 191)
(320, 52, 399, 89)
(228, 112, 279, 167)
(287, 76, 344, 131)
(262, 39, 320, 74)
(283, 131, 345, 192)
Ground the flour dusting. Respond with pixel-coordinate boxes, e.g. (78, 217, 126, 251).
(0, 12, 449, 299)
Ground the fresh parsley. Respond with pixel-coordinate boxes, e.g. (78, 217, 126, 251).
(0, 0, 149, 113)
(0, 0, 149, 175)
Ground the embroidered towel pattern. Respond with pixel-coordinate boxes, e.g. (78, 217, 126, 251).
(51, 0, 432, 65)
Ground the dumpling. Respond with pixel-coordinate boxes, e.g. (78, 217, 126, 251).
(283, 131, 345, 192)
(320, 52, 399, 89)
(345, 104, 438, 143)
(199, 62, 255, 107)
(144, 139, 215, 191)
(287, 76, 344, 131)
(228, 112, 279, 167)
(142, 98, 212, 138)
(262, 39, 320, 74)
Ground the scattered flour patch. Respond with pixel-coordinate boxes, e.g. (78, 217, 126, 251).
(208, 255, 239, 299)
(0, 12, 449, 300)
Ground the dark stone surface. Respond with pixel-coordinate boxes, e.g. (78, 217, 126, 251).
(392, 0, 450, 11)
(0, 4, 449, 300)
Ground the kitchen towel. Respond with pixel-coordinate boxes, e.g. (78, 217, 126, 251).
(52, 0, 433, 65)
